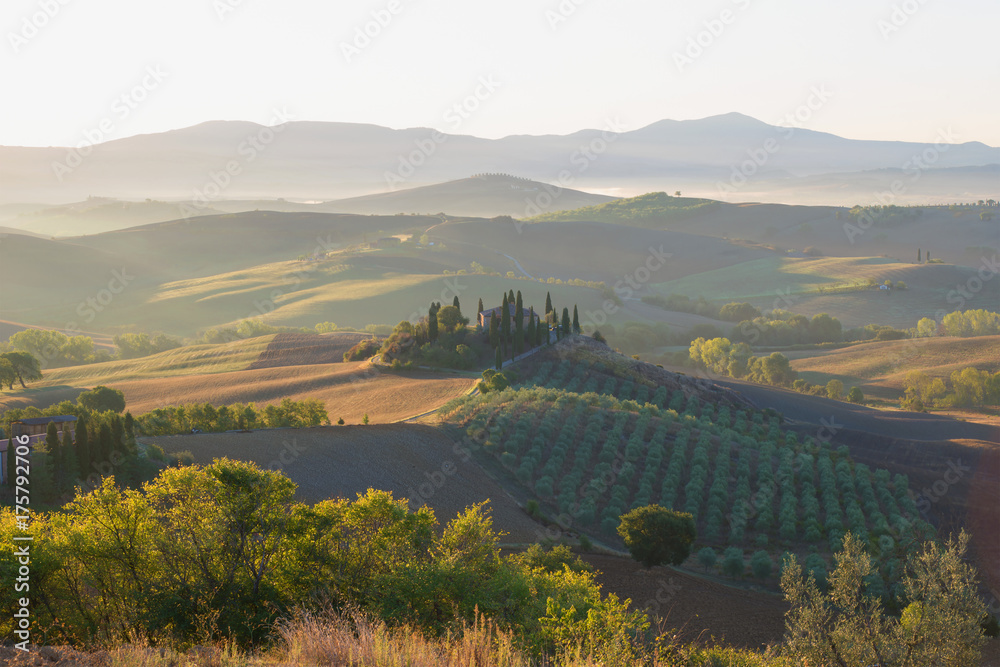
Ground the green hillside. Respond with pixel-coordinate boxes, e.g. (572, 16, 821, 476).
(525, 191, 719, 226)
(440, 341, 934, 595)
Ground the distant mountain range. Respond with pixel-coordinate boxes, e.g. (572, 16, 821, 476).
(1, 113, 997, 205)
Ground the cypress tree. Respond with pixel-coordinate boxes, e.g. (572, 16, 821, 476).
(61, 426, 79, 489)
(545, 291, 553, 316)
(562, 307, 571, 335)
(30, 444, 55, 503)
(111, 415, 125, 457)
(489, 312, 500, 350)
(75, 417, 91, 478)
(495, 346, 502, 370)
(546, 318, 551, 344)
(500, 293, 511, 351)
(453, 295, 461, 312)
(526, 312, 536, 349)
(98, 422, 113, 464)
(46, 422, 61, 478)
(514, 291, 524, 354)
(124, 412, 137, 456)
(508, 289, 515, 304)
(917, 248, 921, 263)
(6, 425, 17, 489)
(428, 302, 439, 342)
(572, 305, 581, 334)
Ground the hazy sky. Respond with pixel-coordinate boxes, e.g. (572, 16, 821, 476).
(2, 0, 997, 148)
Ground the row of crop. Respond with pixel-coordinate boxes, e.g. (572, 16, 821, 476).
(449, 385, 929, 557)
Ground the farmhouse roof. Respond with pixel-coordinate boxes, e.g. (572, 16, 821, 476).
(13, 416, 78, 425)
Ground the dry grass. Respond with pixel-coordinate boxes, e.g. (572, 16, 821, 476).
(274, 608, 533, 667)
(790, 335, 1000, 399)
(1, 360, 474, 425)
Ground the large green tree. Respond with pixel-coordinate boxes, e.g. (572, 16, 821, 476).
(1, 352, 42, 388)
(436, 305, 467, 334)
(617, 505, 696, 567)
(77, 385, 126, 414)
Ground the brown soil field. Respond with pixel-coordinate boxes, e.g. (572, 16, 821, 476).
(246, 331, 377, 369)
(147, 424, 546, 544)
(579, 554, 788, 651)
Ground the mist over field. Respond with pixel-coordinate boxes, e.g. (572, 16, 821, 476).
(1, 0, 998, 664)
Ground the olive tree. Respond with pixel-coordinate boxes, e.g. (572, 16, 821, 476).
(617, 504, 696, 568)
(782, 531, 987, 667)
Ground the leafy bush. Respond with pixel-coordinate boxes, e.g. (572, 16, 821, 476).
(343, 337, 381, 361)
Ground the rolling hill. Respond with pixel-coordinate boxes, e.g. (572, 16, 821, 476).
(0, 332, 476, 425)
(787, 335, 1000, 400)
(0, 175, 616, 237)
